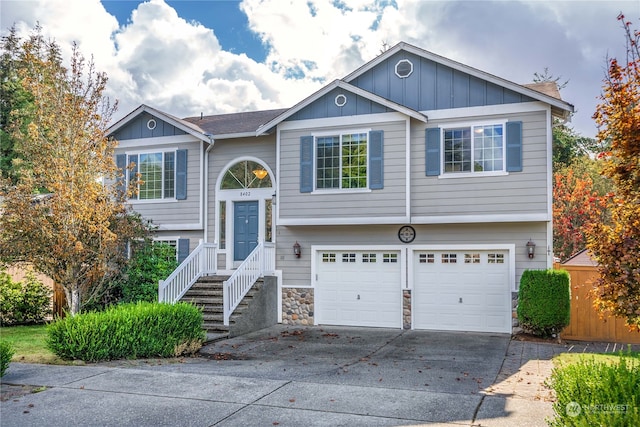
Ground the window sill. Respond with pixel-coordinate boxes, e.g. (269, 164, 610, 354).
(437, 171, 509, 179)
(311, 188, 372, 195)
(128, 198, 179, 204)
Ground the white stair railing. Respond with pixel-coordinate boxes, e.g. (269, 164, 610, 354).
(159, 242, 217, 303)
(223, 242, 275, 326)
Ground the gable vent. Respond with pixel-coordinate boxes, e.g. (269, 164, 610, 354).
(335, 94, 347, 107)
(395, 59, 413, 78)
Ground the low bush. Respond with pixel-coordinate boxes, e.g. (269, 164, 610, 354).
(517, 269, 570, 337)
(0, 270, 51, 325)
(0, 339, 15, 377)
(46, 302, 204, 362)
(548, 353, 640, 426)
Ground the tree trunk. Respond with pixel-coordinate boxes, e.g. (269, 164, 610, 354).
(69, 287, 80, 315)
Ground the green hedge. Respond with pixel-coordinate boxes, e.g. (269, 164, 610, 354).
(517, 269, 570, 337)
(46, 302, 205, 362)
(0, 270, 51, 325)
(548, 354, 640, 426)
(0, 339, 15, 377)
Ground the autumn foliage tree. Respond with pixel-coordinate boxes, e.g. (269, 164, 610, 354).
(0, 27, 148, 314)
(588, 14, 640, 329)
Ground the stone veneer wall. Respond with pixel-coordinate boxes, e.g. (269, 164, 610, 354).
(282, 288, 314, 325)
(403, 290, 411, 329)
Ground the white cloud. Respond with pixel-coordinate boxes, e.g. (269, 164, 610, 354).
(1, 0, 639, 137)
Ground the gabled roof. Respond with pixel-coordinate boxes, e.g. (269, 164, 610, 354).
(108, 104, 208, 140)
(343, 42, 574, 119)
(562, 249, 598, 266)
(256, 79, 428, 136)
(184, 108, 288, 139)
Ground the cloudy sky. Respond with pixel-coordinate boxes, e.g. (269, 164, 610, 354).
(2, 0, 639, 138)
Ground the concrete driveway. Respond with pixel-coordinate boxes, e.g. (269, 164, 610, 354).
(1, 325, 555, 426)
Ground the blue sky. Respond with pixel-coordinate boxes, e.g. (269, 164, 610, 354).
(2, 0, 639, 138)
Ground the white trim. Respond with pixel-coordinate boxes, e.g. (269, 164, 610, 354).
(411, 213, 551, 224)
(116, 134, 203, 149)
(422, 101, 550, 122)
(405, 118, 411, 219)
(278, 111, 408, 131)
(108, 104, 208, 140)
(407, 244, 516, 291)
(438, 171, 509, 179)
(278, 216, 410, 226)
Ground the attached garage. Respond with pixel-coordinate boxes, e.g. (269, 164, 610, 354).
(315, 249, 403, 328)
(413, 249, 512, 333)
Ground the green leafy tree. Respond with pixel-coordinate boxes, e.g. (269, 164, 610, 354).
(118, 242, 178, 303)
(0, 26, 149, 315)
(588, 14, 640, 330)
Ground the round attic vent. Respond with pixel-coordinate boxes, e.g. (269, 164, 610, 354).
(395, 59, 413, 78)
(147, 119, 157, 130)
(335, 94, 347, 107)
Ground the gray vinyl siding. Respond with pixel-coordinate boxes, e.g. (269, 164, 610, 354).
(115, 139, 202, 226)
(111, 112, 188, 141)
(276, 222, 547, 290)
(411, 110, 549, 218)
(279, 119, 407, 221)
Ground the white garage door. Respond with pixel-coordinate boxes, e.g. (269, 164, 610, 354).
(315, 250, 402, 328)
(413, 250, 511, 333)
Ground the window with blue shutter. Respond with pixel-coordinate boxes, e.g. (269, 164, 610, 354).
(505, 121, 523, 172)
(122, 150, 185, 200)
(425, 128, 441, 176)
(369, 130, 384, 189)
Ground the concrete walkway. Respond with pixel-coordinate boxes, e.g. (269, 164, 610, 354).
(1, 326, 637, 426)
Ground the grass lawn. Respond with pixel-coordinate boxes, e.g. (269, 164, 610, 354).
(0, 324, 67, 364)
(554, 350, 640, 366)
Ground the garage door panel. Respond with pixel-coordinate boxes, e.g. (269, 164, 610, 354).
(414, 250, 511, 333)
(316, 250, 402, 328)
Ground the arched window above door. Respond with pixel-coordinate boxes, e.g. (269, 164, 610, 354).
(221, 160, 272, 189)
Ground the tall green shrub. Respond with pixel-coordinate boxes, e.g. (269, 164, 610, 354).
(0, 339, 15, 377)
(47, 302, 204, 362)
(0, 270, 51, 325)
(517, 269, 570, 337)
(119, 242, 179, 303)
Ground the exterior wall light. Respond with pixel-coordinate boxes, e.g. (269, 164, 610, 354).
(293, 241, 301, 258)
(526, 240, 536, 259)
(252, 169, 268, 180)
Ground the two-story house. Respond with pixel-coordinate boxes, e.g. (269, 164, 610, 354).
(108, 42, 573, 334)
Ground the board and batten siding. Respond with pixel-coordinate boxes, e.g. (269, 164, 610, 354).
(411, 110, 549, 218)
(115, 139, 202, 227)
(275, 222, 547, 289)
(278, 119, 408, 221)
(206, 135, 276, 246)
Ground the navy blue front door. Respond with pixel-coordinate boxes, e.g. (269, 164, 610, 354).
(234, 201, 259, 261)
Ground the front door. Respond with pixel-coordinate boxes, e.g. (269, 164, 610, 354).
(233, 201, 259, 261)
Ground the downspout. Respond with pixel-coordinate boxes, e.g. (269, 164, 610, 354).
(203, 134, 215, 243)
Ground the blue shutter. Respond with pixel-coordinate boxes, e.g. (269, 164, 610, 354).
(128, 154, 138, 190)
(177, 239, 190, 263)
(176, 149, 187, 200)
(115, 154, 126, 196)
(425, 128, 441, 176)
(300, 136, 314, 193)
(369, 130, 384, 189)
(506, 121, 523, 172)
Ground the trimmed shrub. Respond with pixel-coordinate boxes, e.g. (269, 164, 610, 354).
(517, 269, 570, 337)
(548, 354, 640, 426)
(119, 242, 179, 304)
(46, 302, 205, 362)
(0, 270, 51, 325)
(0, 339, 15, 377)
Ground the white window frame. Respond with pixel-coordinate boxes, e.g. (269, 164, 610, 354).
(126, 149, 178, 202)
(440, 121, 508, 179)
(312, 128, 371, 193)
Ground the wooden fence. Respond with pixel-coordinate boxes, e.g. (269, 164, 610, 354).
(555, 263, 640, 344)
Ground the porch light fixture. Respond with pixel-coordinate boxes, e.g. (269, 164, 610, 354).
(252, 168, 268, 180)
(526, 240, 536, 259)
(293, 241, 301, 258)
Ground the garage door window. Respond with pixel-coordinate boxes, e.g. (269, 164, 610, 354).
(442, 253, 457, 263)
(362, 253, 377, 263)
(419, 253, 435, 263)
(465, 253, 481, 264)
(488, 253, 505, 264)
(383, 253, 398, 263)
(342, 253, 357, 263)
(322, 253, 336, 263)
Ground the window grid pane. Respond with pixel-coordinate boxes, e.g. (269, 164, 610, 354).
(139, 153, 163, 199)
(473, 125, 503, 172)
(316, 136, 340, 189)
(341, 133, 367, 189)
(444, 129, 471, 172)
